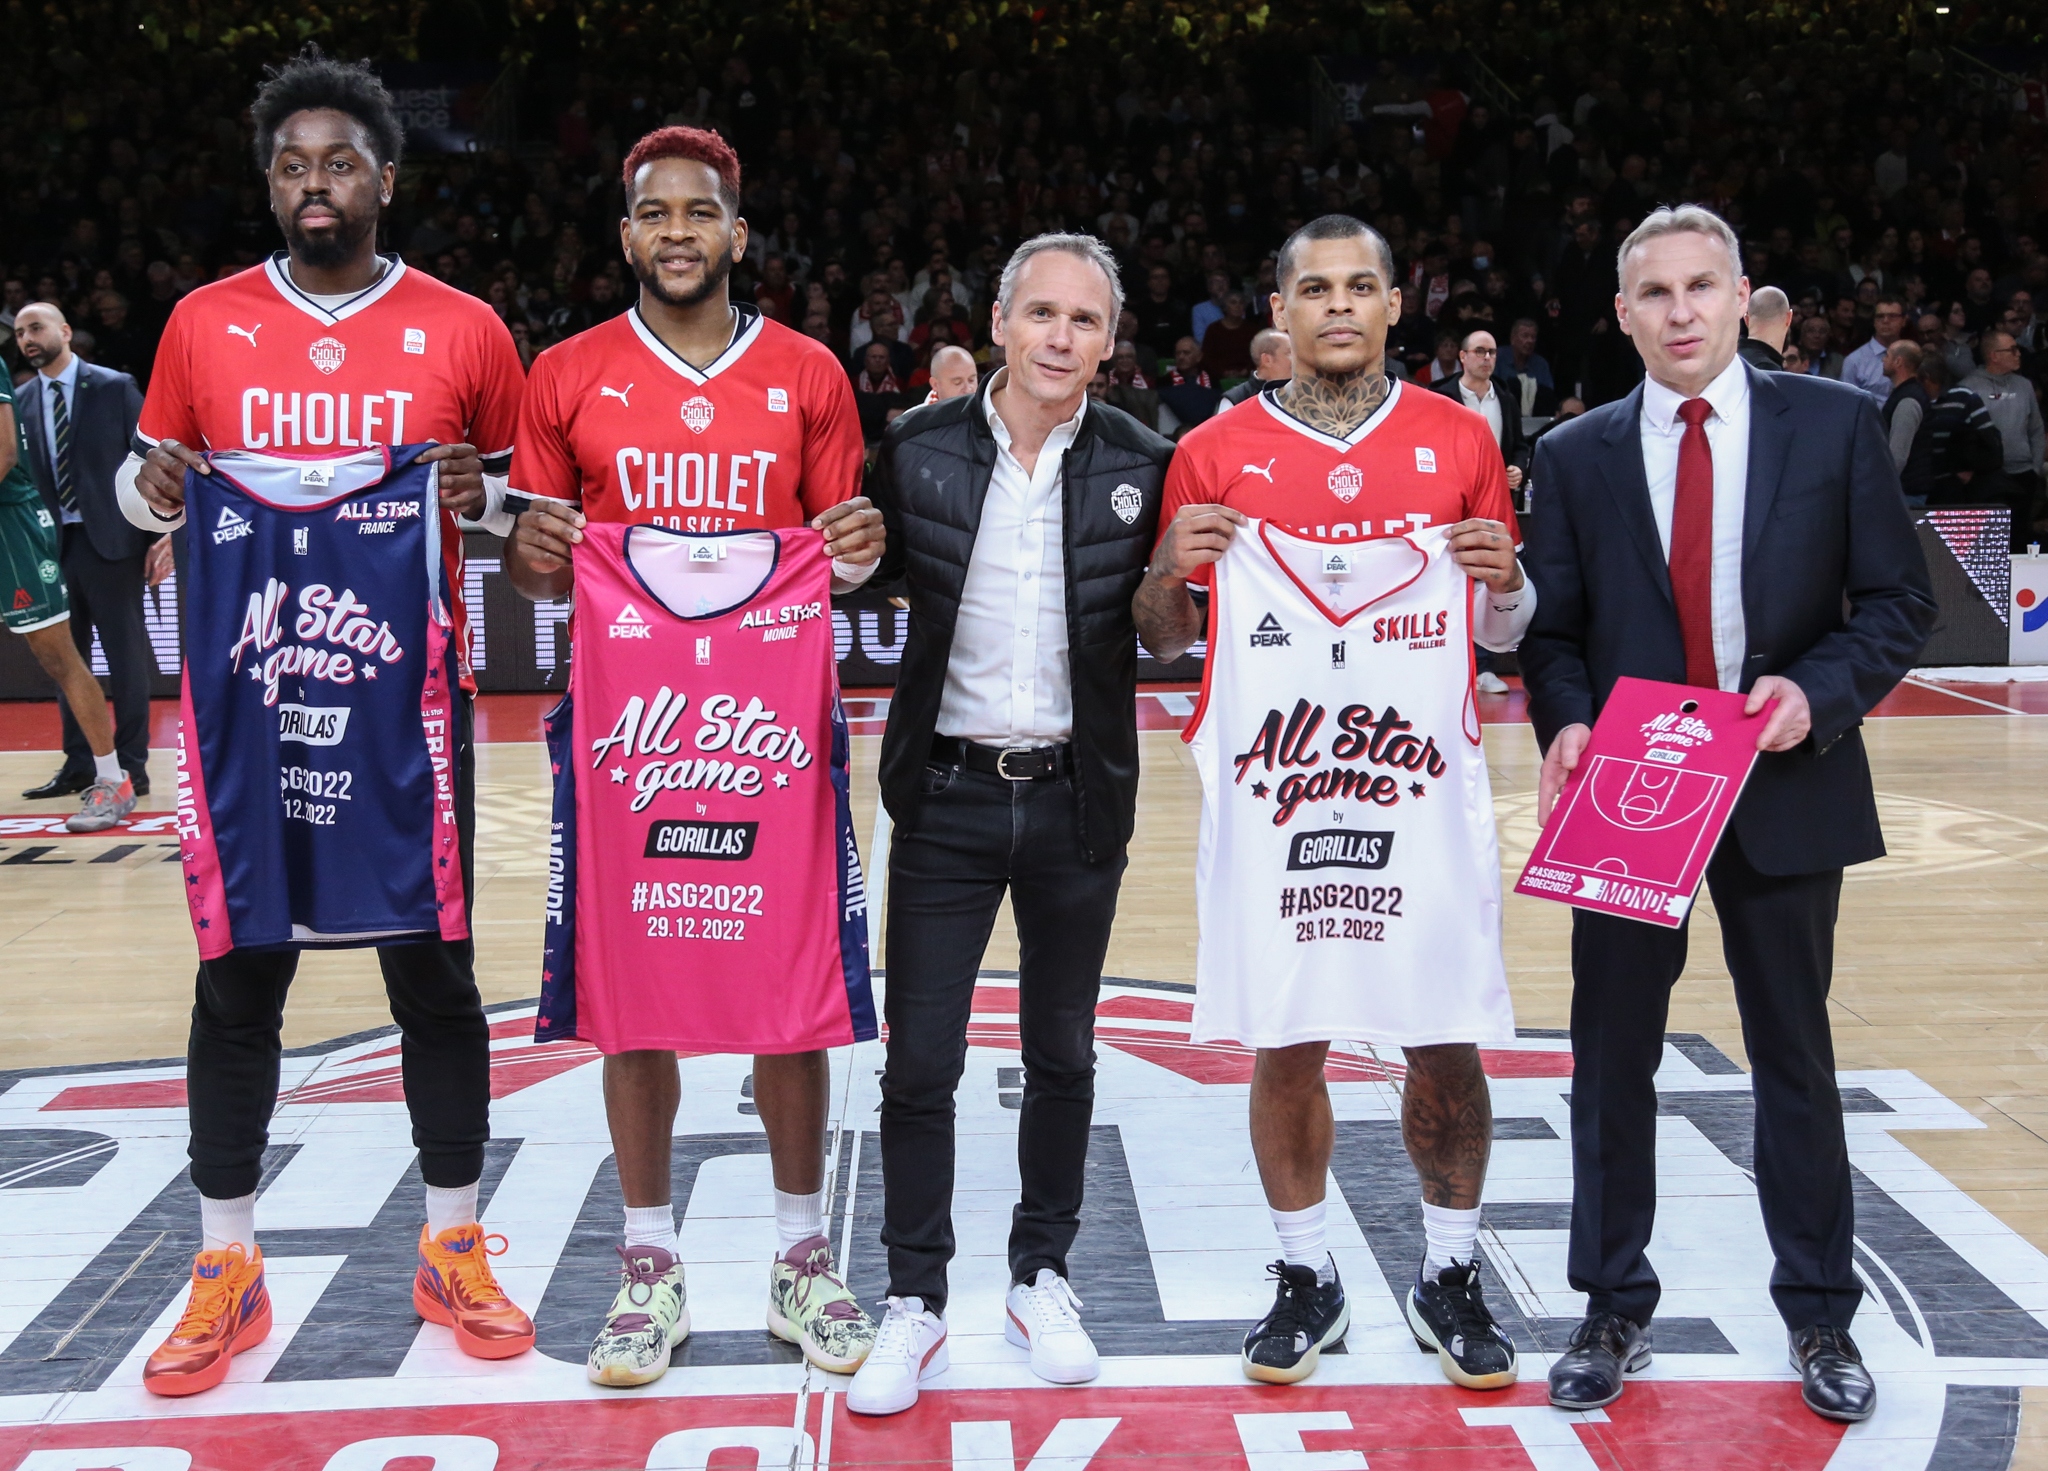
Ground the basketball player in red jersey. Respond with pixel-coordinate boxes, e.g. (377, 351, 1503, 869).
(118, 49, 534, 1396)
(506, 126, 885, 1387)
(1133, 216, 1533, 1391)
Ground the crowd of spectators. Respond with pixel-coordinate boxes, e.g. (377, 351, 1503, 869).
(3, 0, 2045, 509)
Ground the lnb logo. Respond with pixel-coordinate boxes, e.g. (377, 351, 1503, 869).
(2020, 585, 2048, 634)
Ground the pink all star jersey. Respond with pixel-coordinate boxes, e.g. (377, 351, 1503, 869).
(538, 523, 874, 1054)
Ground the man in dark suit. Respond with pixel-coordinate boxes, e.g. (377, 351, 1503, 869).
(13, 303, 155, 796)
(1520, 207, 1935, 1424)
(1432, 326, 1529, 491)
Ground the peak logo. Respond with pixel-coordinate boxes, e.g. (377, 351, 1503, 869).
(212, 506, 253, 545)
(609, 603, 653, 639)
(1250, 613, 1292, 648)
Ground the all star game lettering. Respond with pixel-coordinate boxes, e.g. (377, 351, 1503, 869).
(1232, 696, 1449, 826)
(590, 685, 814, 813)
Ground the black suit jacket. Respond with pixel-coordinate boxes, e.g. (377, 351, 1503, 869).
(19, 362, 151, 562)
(1520, 363, 1936, 875)
(1431, 376, 1528, 472)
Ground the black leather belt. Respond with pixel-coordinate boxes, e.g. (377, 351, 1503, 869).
(930, 736, 1075, 780)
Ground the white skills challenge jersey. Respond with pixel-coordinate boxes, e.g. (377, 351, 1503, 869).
(1185, 522, 1514, 1049)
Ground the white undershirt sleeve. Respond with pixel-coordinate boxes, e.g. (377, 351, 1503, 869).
(456, 473, 518, 538)
(116, 452, 186, 532)
(830, 555, 882, 588)
(1471, 561, 1536, 652)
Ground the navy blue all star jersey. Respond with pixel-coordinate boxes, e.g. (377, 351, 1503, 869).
(176, 445, 468, 957)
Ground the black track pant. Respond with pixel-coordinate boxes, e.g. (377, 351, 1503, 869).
(185, 695, 487, 1200)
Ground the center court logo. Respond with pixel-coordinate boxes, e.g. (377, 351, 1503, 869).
(308, 336, 347, 375)
(1327, 463, 1363, 503)
(680, 396, 716, 433)
(609, 604, 652, 639)
(212, 507, 253, 545)
(1250, 613, 1292, 647)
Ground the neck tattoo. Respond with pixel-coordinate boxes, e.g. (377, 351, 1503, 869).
(1278, 369, 1391, 436)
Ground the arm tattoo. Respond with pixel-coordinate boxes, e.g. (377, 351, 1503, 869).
(1134, 569, 1204, 663)
(1276, 369, 1392, 438)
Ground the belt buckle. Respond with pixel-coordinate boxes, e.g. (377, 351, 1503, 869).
(995, 747, 1034, 781)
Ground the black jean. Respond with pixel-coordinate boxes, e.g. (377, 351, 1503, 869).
(878, 761, 1127, 1314)
(1565, 833, 1860, 1332)
(186, 694, 488, 1200)
(57, 524, 151, 779)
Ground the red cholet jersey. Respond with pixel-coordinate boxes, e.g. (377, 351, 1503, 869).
(139, 254, 526, 689)
(509, 303, 863, 529)
(1156, 379, 1518, 588)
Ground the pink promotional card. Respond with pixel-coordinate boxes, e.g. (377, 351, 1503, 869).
(1515, 676, 1776, 928)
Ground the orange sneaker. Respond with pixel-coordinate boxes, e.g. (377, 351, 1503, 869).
(413, 1224, 535, 1359)
(143, 1244, 272, 1397)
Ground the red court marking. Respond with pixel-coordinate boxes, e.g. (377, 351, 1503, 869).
(1900, 678, 2048, 715)
(0, 1378, 1847, 1469)
(0, 698, 182, 752)
(40, 1036, 606, 1112)
(1478, 1048, 1575, 1077)
(1096, 994, 1197, 1021)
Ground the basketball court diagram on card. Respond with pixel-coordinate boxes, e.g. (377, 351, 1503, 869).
(1541, 755, 1727, 886)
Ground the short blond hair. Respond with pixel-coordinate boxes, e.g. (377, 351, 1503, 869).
(1617, 205, 1743, 288)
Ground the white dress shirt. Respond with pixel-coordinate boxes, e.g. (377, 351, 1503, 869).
(1639, 357, 1750, 692)
(35, 354, 83, 524)
(935, 371, 1082, 746)
(1456, 377, 1505, 448)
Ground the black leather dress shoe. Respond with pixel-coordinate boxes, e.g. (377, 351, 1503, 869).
(127, 770, 150, 796)
(1547, 1311, 1652, 1410)
(1790, 1325, 1876, 1422)
(22, 768, 91, 800)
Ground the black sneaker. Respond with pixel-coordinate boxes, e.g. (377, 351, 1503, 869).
(1406, 1259, 1518, 1389)
(1241, 1260, 1349, 1384)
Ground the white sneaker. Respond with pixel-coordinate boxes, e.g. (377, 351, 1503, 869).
(846, 1296, 948, 1416)
(1475, 671, 1510, 695)
(1004, 1269, 1100, 1384)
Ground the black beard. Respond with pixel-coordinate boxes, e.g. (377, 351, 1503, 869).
(285, 210, 377, 271)
(634, 247, 733, 308)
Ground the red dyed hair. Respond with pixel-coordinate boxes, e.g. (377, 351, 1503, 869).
(621, 126, 742, 211)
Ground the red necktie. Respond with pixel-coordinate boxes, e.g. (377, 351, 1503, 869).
(1669, 397, 1719, 689)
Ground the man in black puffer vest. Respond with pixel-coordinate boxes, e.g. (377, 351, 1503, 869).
(849, 233, 1172, 1417)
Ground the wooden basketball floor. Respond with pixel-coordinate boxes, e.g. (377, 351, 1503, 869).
(0, 676, 2044, 1469)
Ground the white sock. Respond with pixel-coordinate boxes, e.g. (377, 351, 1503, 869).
(424, 1181, 479, 1236)
(1269, 1201, 1334, 1284)
(92, 752, 122, 784)
(774, 1188, 825, 1251)
(200, 1192, 257, 1253)
(624, 1203, 677, 1256)
(1421, 1200, 1482, 1275)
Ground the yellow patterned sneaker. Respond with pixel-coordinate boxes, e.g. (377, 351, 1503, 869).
(768, 1235, 876, 1373)
(588, 1245, 690, 1387)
